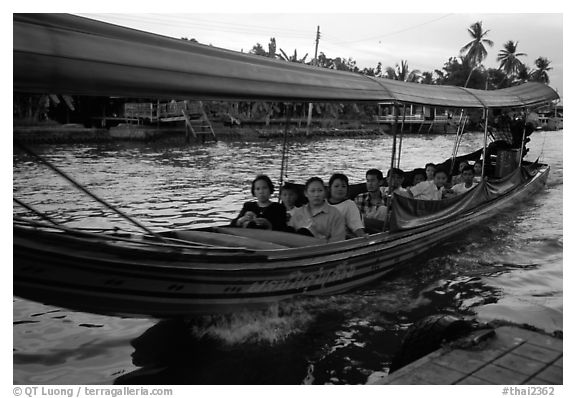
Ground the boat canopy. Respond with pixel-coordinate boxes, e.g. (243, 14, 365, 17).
(14, 14, 560, 108)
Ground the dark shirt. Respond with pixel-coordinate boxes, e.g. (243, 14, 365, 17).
(231, 201, 287, 231)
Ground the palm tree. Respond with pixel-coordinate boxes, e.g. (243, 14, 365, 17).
(497, 40, 526, 77)
(278, 48, 309, 63)
(384, 60, 421, 82)
(513, 62, 532, 85)
(460, 21, 494, 87)
(530, 57, 552, 84)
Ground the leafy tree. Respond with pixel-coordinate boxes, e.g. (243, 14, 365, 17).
(360, 62, 383, 77)
(530, 57, 552, 84)
(420, 71, 435, 85)
(435, 56, 484, 89)
(486, 68, 512, 89)
(250, 38, 278, 58)
(497, 40, 526, 77)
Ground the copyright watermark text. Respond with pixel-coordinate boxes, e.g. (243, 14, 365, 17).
(13, 386, 173, 398)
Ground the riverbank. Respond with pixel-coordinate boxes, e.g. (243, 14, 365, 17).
(13, 122, 393, 144)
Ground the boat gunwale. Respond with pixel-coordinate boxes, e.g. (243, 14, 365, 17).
(14, 164, 549, 272)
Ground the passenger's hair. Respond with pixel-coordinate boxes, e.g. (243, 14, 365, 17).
(366, 168, 384, 181)
(459, 160, 470, 166)
(461, 165, 475, 174)
(328, 173, 349, 188)
(305, 177, 325, 190)
(279, 184, 298, 194)
(425, 163, 436, 169)
(413, 168, 426, 178)
(433, 167, 448, 177)
(251, 174, 274, 196)
(474, 160, 483, 166)
(388, 168, 405, 178)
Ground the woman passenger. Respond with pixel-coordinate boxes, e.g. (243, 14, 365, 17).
(425, 163, 436, 181)
(288, 177, 346, 242)
(327, 173, 367, 238)
(231, 175, 287, 231)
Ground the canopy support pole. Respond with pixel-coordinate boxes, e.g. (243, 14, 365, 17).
(450, 109, 465, 173)
(390, 103, 399, 173)
(14, 141, 169, 243)
(481, 108, 490, 179)
(518, 107, 528, 170)
(279, 103, 291, 189)
(396, 104, 407, 168)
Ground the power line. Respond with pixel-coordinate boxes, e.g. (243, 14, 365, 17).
(82, 13, 313, 40)
(327, 14, 454, 45)
(150, 13, 313, 36)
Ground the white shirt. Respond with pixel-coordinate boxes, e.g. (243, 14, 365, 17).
(409, 180, 444, 200)
(328, 199, 364, 236)
(381, 186, 409, 198)
(452, 182, 478, 195)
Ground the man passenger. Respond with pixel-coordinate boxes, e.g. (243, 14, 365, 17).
(354, 169, 387, 232)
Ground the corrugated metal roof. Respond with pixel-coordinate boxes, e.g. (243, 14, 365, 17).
(13, 14, 560, 108)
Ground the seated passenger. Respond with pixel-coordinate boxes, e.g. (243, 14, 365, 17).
(473, 160, 483, 182)
(231, 175, 287, 231)
(288, 177, 346, 242)
(354, 169, 387, 232)
(411, 168, 427, 186)
(408, 168, 449, 200)
(425, 163, 436, 181)
(327, 173, 367, 238)
(450, 165, 478, 195)
(451, 160, 470, 185)
(280, 184, 299, 221)
(382, 168, 409, 201)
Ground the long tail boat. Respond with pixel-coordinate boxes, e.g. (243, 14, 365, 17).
(13, 14, 559, 317)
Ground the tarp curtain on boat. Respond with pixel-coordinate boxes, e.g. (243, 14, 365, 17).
(14, 14, 560, 107)
(389, 167, 535, 231)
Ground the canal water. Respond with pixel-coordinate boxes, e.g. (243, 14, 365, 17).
(13, 130, 563, 384)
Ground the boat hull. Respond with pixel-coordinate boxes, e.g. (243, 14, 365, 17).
(13, 166, 549, 317)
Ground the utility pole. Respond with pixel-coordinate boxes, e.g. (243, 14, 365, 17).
(306, 26, 320, 136)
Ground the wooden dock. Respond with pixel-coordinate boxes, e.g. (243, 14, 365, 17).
(369, 326, 562, 385)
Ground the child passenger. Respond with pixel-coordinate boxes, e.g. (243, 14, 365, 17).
(382, 168, 409, 200)
(450, 165, 478, 195)
(288, 177, 346, 242)
(231, 175, 287, 231)
(327, 173, 367, 238)
(408, 168, 449, 200)
(280, 184, 299, 221)
(451, 160, 470, 185)
(473, 160, 483, 182)
(411, 168, 427, 186)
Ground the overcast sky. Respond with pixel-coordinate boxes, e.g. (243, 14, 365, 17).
(76, 12, 563, 99)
